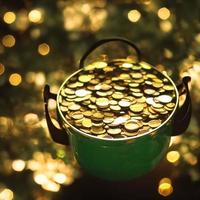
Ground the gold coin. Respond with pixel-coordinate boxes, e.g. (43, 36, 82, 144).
(124, 120, 141, 131)
(152, 82, 163, 88)
(83, 110, 93, 117)
(118, 99, 131, 108)
(144, 88, 156, 95)
(131, 92, 143, 98)
(121, 63, 133, 68)
(91, 126, 105, 135)
(148, 119, 162, 128)
(96, 97, 109, 108)
(100, 84, 112, 91)
(107, 128, 121, 135)
(93, 61, 108, 69)
(96, 91, 110, 97)
(163, 85, 174, 91)
(82, 118, 92, 128)
(92, 112, 104, 119)
(130, 104, 144, 113)
(112, 92, 124, 99)
(71, 111, 84, 120)
(166, 102, 175, 109)
(123, 131, 138, 137)
(64, 88, 75, 95)
(155, 95, 173, 103)
(114, 85, 126, 91)
(110, 105, 121, 111)
(90, 78, 100, 85)
(131, 65, 141, 70)
(130, 72, 143, 79)
(119, 73, 131, 80)
(109, 100, 118, 105)
(103, 117, 114, 124)
(75, 89, 91, 97)
(129, 83, 139, 87)
(68, 103, 81, 111)
(78, 74, 93, 83)
(140, 62, 152, 70)
(60, 106, 68, 112)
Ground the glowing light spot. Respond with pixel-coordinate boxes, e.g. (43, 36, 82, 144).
(12, 159, 26, 172)
(9, 73, 22, 86)
(166, 151, 180, 163)
(24, 113, 39, 125)
(0, 63, 5, 75)
(128, 10, 141, 23)
(15, 10, 29, 31)
(160, 20, 172, 32)
(54, 173, 67, 184)
(34, 173, 48, 185)
(27, 160, 40, 171)
(158, 182, 173, 197)
(38, 43, 50, 56)
(28, 9, 43, 23)
(158, 7, 170, 20)
(41, 180, 60, 192)
(35, 72, 46, 86)
(0, 188, 14, 200)
(2, 35, 16, 48)
(3, 11, 16, 24)
(159, 177, 172, 185)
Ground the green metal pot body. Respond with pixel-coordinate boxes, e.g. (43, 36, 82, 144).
(63, 121, 171, 181)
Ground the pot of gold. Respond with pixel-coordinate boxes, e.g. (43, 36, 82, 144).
(44, 38, 191, 180)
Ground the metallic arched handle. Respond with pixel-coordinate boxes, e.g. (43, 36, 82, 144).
(172, 76, 192, 136)
(79, 37, 141, 68)
(43, 85, 69, 145)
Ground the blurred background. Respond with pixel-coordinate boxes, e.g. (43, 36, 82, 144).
(0, 0, 200, 199)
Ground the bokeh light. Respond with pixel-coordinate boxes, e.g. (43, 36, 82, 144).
(128, 10, 141, 23)
(28, 9, 43, 23)
(2, 35, 16, 48)
(41, 180, 60, 192)
(158, 7, 170, 20)
(38, 43, 50, 56)
(166, 151, 180, 163)
(158, 182, 173, 196)
(0, 63, 5, 75)
(3, 11, 16, 24)
(12, 159, 26, 172)
(0, 188, 14, 200)
(9, 73, 22, 86)
(160, 20, 172, 32)
(54, 173, 67, 184)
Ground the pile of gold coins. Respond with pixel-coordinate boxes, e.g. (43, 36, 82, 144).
(58, 59, 176, 139)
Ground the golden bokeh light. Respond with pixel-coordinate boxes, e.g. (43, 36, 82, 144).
(158, 7, 170, 20)
(34, 173, 48, 185)
(28, 9, 43, 23)
(0, 63, 5, 75)
(160, 20, 172, 32)
(41, 180, 60, 192)
(12, 159, 26, 172)
(166, 151, 180, 163)
(9, 73, 22, 86)
(15, 10, 29, 31)
(128, 10, 141, 23)
(159, 177, 172, 185)
(38, 43, 50, 56)
(24, 113, 39, 126)
(158, 182, 173, 197)
(0, 188, 14, 200)
(54, 173, 67, 184)
(3, 11, 16, 24)
(2, 35, 16, 48)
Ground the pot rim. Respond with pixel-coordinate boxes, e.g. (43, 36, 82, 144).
(57, 61, 179, 141)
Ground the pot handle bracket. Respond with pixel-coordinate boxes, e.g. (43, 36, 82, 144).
(172, 76, 192, 136)
(79, 37, 141, 68)
(44, 85, 69, 145)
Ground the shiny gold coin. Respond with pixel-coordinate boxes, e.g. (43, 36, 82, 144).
(60, 106, 68, 112)
(107, 128, 121, 135)
(112, 92, 124, 99)
(163, 85, 174, 91)
(124, 120, 141, 131)
(64, 88, 75, 95)
(114, 85, 126, 91)
(131, 92, 143, 98)
(129, 82, 139, 87)
(83, 110, 93, 117)
(118, 99, 131, 108)
(140, 62, 152, 70)
(91, 126, 105, 135)
(82, 118, 92, 128)
(110, 105, 121, 111)
(71, 111, 84, 120)
(96, 91, 111, 97)
(155, 95, 173, 103)
(152, 82, 164, 88)
(152, 102, 164, 109)
(123, 131, 138, 137)
(100, 84, 112, 91)
(90, 78, 100, 85)
(109, 100, 118, 105)
(130, 72, 143, 79)
(103, 117, 114, 124)
(96, 97, 109, 108)
(148, 119, 162, 128)
(121, 63, 133, 68)
(119, 73, 131, 80)
(131, 65, 141, 70)
(166, 102, 176, 109)
(78, 74, 93, 83)
(75, 89, 91, 97)
(92, 112, 104, 119)
(130, 104, 144, 113)
(93, 61, 108, 69)
(68, 103, 81, 111)
(144, 88, 156, 95)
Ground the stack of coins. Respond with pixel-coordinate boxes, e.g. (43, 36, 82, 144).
(58, 58, 176, 139)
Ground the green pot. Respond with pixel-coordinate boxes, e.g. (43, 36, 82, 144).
(43, 38, 192, 181)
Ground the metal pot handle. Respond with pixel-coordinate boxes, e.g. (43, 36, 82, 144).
(172, 76, 192, 136)
(43, 85, 69, 145)
(79, 37, 141, 68)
